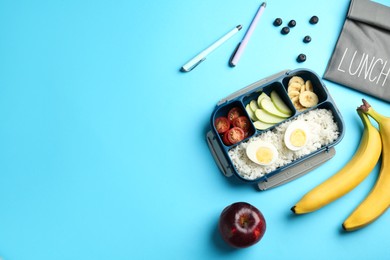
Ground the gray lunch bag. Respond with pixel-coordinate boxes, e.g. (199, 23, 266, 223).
(324, 0, 390, 102)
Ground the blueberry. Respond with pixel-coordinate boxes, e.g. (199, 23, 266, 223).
(288, 20, 296, 28)
(309, 16, 319, 24)
(297, 54, 306, 63)
(273, 18, 283, 26)
(303, 35, 311, 43)
(281, 26, 290, 35)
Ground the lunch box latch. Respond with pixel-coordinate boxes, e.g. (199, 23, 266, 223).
(206, 131, 234, 177)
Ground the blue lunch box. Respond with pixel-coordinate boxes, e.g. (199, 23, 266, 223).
(206, 69, 345, 190)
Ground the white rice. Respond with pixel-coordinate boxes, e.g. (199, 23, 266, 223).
(228, 108, 340, 180)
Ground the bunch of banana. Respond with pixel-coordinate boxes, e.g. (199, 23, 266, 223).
(291, 107, 382, 215)
(291, 99, 390, 231)
(342, 100, 390, 231)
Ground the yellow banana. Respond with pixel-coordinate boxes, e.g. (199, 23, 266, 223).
(291, 109, 382, 214)
(343, 100, 390, 231)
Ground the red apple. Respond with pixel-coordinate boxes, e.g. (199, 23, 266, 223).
(218, 202, 266, 248)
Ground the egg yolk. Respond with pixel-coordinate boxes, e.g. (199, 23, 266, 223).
(256, 147, 274, 164)
(290, 129, 307, 147)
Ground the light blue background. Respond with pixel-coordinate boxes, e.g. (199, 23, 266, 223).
(1, 0, 390, 259)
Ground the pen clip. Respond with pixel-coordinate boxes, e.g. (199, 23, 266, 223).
(181, 57, 206, 72)
(229, 42, 241, 67)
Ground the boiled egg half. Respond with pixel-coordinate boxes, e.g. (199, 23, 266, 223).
(284, 121, 310, 151)
(246, 140, 278, 166)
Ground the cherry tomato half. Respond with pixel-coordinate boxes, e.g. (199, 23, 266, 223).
(227, 107, 244, 123)
(215, 117, 231, 134)
(226, 127, 245, 144)
(222, 132, 232, 146)
(233, 116, 251, 133)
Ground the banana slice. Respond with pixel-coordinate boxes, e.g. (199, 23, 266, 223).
(300, 84, 306, 93)
(288, 82, 302, 93)
(288, 90, 300, 99)
(305, 80, 314, 92)
(291, 96, 306, 111)
(288, 76, 305, 86)
(299, 91, 319, 108)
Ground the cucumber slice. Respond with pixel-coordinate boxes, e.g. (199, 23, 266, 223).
(249, 99, 259, 112)
(253, 120, 275, 130)
(271, 90, 292, 116)
(255, 109, 285, 124)
(245, 104, 257, 121)
(257, 92, 271, 108)
(260, 98, 290, 118)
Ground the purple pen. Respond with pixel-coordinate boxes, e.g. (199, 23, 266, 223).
(229, 2, 266, 67)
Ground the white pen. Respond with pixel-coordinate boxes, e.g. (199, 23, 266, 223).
(181, 25, 242, 72)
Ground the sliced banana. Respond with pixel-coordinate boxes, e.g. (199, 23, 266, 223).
(288, 90, 300, 99)
(300, 84, 306, 93)
(288, 76, 305, 86)
(299, 91, 319, 108)
(288, 82, 302, 93)
(305, 80, 314, 92)
(291, 96, 306, 111)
